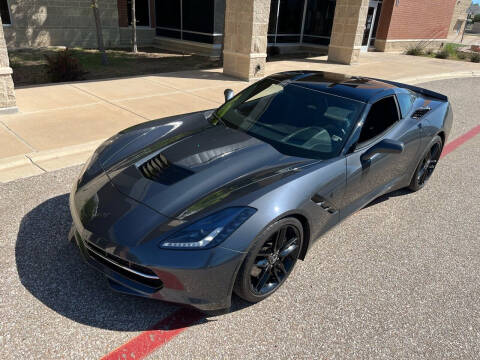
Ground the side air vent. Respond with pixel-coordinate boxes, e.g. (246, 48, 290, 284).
(311, 194, 338, 215)
(411, 107, 431, 119)
(139, 153, 193, 185)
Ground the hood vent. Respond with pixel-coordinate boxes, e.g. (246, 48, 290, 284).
(139, 153, 193, 185)
(411, 107, 431, 119)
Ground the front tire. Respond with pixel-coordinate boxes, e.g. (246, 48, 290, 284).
(408, 135, 443, 192)
(234, 217, 303, 303)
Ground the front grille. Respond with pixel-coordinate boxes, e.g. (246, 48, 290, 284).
(139, 153, 193, 185)
(85, 240, 163, 288)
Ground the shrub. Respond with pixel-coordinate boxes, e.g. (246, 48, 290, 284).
(443, 43, 460, 57)
(435, 49, 449, 59)
(405, 45, 423, 56)
(457, 51, 467, 60)
(471, 52, 480, 63)
(44, 48, 87, 83)
(474, 14, 480, 23)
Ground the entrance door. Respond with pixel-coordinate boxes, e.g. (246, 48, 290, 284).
(361, 1, 381, 52)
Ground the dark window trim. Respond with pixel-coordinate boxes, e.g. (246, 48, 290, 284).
(354, 95, 401, 151)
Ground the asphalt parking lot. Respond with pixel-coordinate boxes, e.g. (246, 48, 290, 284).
(1, 77, 479, 359)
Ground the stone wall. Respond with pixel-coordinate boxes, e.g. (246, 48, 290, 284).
(3, 0, 121, 49)
(327, 0, 369, 64)
(448, 0, 470, 38)
(0, 16, 16, 112)
(223, 0, 270, 80)
(375, 39, 444, 53)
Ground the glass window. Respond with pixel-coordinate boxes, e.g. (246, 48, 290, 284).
(277, 0, 304, 35)
(0, 0, 11, 25)
(127, 0, 150, 27)
(397, 92, 417, 118)
(155, 0, 181, 29)
(182, 0, 214, 33)
(303, 0, 336, 37)
(268, 0, 279, 36)
(215, 78, 365, 159)
(358, 96, 400, 144)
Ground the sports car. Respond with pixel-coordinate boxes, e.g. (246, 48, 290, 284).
(69, 71, 452, 311)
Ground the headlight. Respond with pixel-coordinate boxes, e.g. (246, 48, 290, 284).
(158, 207, 256, 250)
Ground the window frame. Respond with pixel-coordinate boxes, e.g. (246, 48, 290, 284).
(354, 95, 402, 151)
(1, 0, 12, 26)
(396, 90, 418, 119)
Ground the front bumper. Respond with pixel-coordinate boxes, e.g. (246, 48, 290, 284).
(69, 177, 245, 311)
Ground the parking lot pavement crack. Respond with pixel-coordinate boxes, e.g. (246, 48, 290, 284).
(24, 154, 47, 173)
(70, 84, 151, 121)
(0, 120, 36, 152)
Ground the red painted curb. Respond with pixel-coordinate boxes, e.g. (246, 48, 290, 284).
(441, 125, 480, 158)
(100, 124, 480, 360)
(101, 308, 204, 360)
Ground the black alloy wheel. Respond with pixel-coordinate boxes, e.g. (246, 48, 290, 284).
(409, 135, 443, 191)
(234, 217, 303, 303)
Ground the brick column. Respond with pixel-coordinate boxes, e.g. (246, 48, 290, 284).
(223, 0, 270, 81)
(328, 0, 369, 64)
(0, 17, 16, 114)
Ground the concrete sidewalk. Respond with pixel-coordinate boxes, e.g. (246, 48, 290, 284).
(1, 52, 479, 183)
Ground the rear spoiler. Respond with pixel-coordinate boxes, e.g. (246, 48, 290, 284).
(370, 78, 449, 102)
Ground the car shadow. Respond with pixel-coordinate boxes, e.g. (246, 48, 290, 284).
(364, 188, 412, 209)
(15, 194, 255, 331)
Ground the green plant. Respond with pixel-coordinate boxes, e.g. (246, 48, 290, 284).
(457, 51, 467, 60)
(471, 52, 480, 63)
(435, 49, 449, 59)
(405, 45, 423, 56)
(474, 14, 480, 23)
(44, 48, 87, 82)
(443, 43, 461, 57)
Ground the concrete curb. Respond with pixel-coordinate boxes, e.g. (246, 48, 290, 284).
(397, 70, 480, 85)
(0, 139, 103, 183)
(1, 71, 479, 183)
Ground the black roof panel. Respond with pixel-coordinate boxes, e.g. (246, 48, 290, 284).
(267, 71, 396, 103)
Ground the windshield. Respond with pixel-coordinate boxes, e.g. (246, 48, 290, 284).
(214, 78, 365, 160)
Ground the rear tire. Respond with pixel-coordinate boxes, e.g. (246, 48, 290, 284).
(234, 217, 303, 303)
(408, 135, 443, 192)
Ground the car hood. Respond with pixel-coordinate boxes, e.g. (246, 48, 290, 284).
(100, 111, 310, 219)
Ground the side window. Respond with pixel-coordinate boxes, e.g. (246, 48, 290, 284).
(397, 92, 416, 118)
(358, 96, 400, 144)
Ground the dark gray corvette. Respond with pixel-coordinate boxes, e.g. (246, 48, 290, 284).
(70, 71, 452, 311)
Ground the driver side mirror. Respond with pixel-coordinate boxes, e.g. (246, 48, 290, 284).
(224, 88, 234, 103)
(360, 139, 404, 163)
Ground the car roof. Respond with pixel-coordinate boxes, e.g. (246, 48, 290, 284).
(267, 71, 397, 103)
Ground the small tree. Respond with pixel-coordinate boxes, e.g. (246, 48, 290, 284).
(90, 0, 108, 65)
(131, 0, 138, 53)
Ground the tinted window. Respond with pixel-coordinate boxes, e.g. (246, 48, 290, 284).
(182, 0, 214, 33)
(0, 0, 11, 24)
(358, 96, 400, 144)
(303, 0, 336, 37)
(397, 92, 417, 118)
(215, 79, 365, 160)
(277, 0, 304, 35)
(156, 0, 181, 29)
(127, 0, 150, 26)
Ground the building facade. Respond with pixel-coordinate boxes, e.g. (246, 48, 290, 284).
(0, 0, 467, 54)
